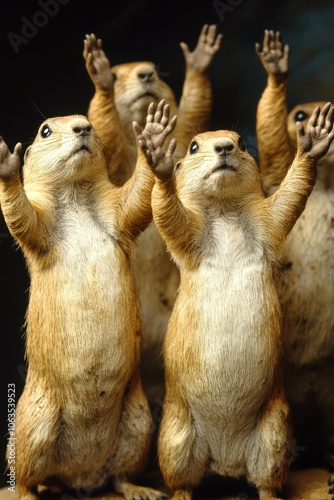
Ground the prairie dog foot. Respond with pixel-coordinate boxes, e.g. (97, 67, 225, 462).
(258, 488, 283, 500)
(113, 475, 168, 500)
(17, 485, 39, 500)
(169, 488, 192, 500)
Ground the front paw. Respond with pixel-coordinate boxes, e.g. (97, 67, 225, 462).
(133, 100, 177, 180)
(255, 29, 289, 77)
(83, 33, 114, 91)
(297, 102, 334, 160)
(0, 137, 21, 181)
(180, 24, 223, 74)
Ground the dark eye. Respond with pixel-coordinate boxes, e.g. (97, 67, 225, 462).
(40, 124, 52, 138)
(294, 110, 308, 122)
(189, 141, 199, 154)
(238, 137, 246, 151)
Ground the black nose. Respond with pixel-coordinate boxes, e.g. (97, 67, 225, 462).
(137, 70, 155, 83)
(214, 141, 235, 155)
(72, 124, 92, 136)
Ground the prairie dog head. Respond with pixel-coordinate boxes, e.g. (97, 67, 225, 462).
(174, 130, 262, 207)
(23, 115, 106, 189)
(111, 61, 176, 127)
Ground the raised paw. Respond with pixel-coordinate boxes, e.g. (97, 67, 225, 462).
(83, 33, 114, 91)
(180, 24, 223, 74)
(296, 102, 334, 160)
(142, 100, 177, 148)
(255, 29, 289, 77)
(133, 100, 177, 180)
(0, 137, 21, 181)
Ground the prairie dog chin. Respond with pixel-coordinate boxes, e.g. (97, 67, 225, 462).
(112, 61, 176, 128)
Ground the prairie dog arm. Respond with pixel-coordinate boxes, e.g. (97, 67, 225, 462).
(119, 100, 177, 241)
(255, 30, 294, 193)
(174, 24, 223, 159)
(0, 139, 51, 252)
(266, 103, 334, 240)
(83, 34, 124, 175)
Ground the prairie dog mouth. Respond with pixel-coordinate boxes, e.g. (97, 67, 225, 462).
(135, 91, 157, 102)
(212, 163, 236, 173)
(73, 144, 91, 155)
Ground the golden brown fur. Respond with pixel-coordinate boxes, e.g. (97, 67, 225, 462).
(140, 102, 334, 500)
(0, 106, 175, 500)
(83, 25, 222, 407)
(256, 30, 334, 468)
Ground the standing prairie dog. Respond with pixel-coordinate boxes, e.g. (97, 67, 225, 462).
(83, 24, 222, 406)
(141, 103, 334, 500)
(0, 101, 176, 500)
(256, 29, 334, 469)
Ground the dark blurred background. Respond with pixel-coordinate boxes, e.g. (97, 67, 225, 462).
(0, 0, 333, 489)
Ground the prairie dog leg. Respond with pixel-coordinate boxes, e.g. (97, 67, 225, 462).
(17, 485, 39, 500)
(111, 369, 167, 500)
(158, 397, 208, 493)
(247, 395, 293, 500)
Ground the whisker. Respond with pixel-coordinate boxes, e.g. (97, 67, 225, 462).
(230, 117, 240, 132)
(29, 98, 47, 121)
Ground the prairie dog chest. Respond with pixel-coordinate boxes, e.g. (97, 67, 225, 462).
(32, 197, 129, 304)
(196, 214, 266, 289)
(56, 199, 121, 270)
(175, 214, 274, 345)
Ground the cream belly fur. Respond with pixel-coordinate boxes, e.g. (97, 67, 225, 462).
(83, 25, 222, 406)
(165, 237, 281, 478)
(0, 105, 175, 500)
(256, 29, 334, 468)
(140, 103, 334, 500)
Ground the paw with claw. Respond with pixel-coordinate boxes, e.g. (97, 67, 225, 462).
(0, 137, 21, 181)
(133, 100, 177, 181)
(296, 102, 334, 160)
(180, 24, 223, 74)
(255, 29, 289, 77)
(83, 33, 114, 92)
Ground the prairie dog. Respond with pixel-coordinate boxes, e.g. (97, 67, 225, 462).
(83, 25, 222, 406)
(0, 102, 175, 500)
(141, 103, 334, 500)
(256, 29, 334, 468)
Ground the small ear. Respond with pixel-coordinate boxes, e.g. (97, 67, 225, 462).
(24, 146, 31, 162)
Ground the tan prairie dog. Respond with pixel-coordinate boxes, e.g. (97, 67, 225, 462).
(256, 29, 334, 469)
(82, 25, 222, 407)
(140, 103, 334, 500)
(0, 101, 176, 500)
